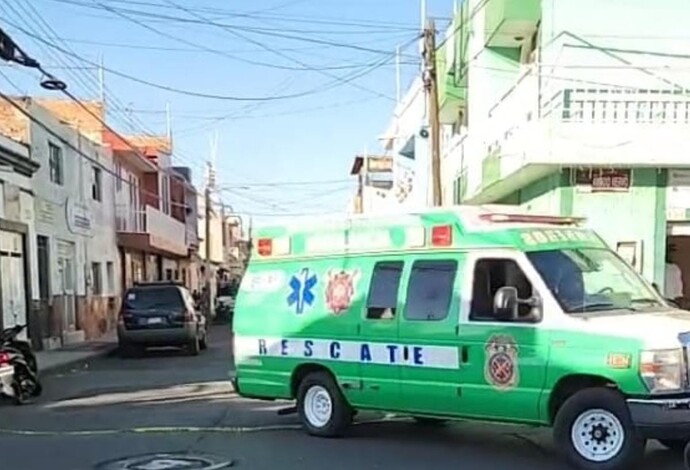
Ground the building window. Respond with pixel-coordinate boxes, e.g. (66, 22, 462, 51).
(106, 261, 115, 295)
(91, 262, 102, 295)
(115, 161, 122, 192)
(49, 142, 63, 185)
(403, 260, 457, 321)
(366, 261, 403, 320)
(92, 166, 102, 201)
(161, 174, 171, 215)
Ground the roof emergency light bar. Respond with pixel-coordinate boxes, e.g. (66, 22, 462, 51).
(479, 213, 585, 226)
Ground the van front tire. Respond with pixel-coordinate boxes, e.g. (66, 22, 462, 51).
(297, 371, 352, 437)
(554, 388, 645, 470)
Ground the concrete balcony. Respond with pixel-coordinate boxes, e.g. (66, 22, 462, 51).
(437, 14, 468, 124)
(116, 204, 188, 257)
(484, 0, 540, 47)
(464, 66, 690, 203)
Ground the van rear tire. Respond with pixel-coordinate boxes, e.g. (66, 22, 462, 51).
(553, 388, 645, 470)
(296, 371, 352, 437)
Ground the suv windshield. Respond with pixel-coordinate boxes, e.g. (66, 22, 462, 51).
(526, 247, 665, 314)
(124, 286, 184, 311)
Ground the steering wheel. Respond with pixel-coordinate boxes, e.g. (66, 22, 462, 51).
(596, 287, 614, 294)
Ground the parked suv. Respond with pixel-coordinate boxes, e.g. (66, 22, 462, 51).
(117, 281, 207, 356)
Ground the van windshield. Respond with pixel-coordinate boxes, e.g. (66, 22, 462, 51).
(526, 247, 665, 314)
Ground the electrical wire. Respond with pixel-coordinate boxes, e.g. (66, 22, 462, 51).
(217, 179, 353, 189)
(161, 0, 407, 102)
(48, 0, 421, 58)
(46, 0, 419, 31)
(2, 17, 400, 102)
(0, 89, 192, 208)
(91, 1, 409, 74)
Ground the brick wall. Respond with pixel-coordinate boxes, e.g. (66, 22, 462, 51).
(35, 99, 105, 144)
(0, 100, 29, 143)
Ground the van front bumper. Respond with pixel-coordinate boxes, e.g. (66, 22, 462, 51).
(627, 397, 690, 439)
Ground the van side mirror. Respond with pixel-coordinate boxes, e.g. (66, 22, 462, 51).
(494, 286, 519, 320)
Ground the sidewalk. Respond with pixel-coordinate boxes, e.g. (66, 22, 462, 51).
(36, 330, 119, 373)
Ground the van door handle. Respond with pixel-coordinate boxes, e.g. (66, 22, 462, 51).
(370, 384, 380, 391)
(461, 346, 469, 364)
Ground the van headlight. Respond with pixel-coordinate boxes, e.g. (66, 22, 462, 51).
(640, 349, 684, 393)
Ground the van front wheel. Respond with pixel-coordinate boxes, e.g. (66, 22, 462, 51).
(297, 371, 352, 437)
(554, 388, 645, 470)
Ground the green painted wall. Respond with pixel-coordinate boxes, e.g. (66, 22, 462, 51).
(498, 169, 666, 285)
(570, 169, 665, 284)
(498, 171, 565, 214)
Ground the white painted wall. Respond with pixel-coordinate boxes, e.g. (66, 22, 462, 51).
(0, 135, 38, 311)
(380, 78, 430, 209)
(28, 101, 120, 302)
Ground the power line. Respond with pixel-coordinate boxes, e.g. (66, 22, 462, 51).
(46, 0, 419, 31)
(2, 17, 400, 102)
(217, 179, 353, 189)
(0, 90, 191, 208)
(88, 1, 411, 75)
(49, 0, 421, 58)
(161, 0, 410, 102)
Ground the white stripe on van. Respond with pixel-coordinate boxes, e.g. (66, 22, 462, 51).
(234, 336, 460, 369)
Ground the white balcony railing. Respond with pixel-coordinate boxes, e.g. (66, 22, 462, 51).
(116, 203, 187, 255)
(544, 88, 690, 125)
(489, 66, 690, 139)
(116, 204, 145, 232)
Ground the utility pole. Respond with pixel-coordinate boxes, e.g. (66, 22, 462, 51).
(204, 159, 214, 318)
(395, 44, 401, 104)
(423, 18, 442, 206)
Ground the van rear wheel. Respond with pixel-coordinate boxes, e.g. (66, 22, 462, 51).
(657, 438, 688, 452)
(297, 371, 352, 437)
(413, 417, 447, 426)
(553, 388, 645, 470)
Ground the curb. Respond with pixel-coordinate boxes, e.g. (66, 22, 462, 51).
(40, 344, 119, 376)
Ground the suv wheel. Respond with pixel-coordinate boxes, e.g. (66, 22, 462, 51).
(188, 336, 200, 356)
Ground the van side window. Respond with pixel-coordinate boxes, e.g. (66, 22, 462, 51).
(403, 260, 457, 321)
(366, 261, 403, 320)
(470, 258, 535, 322)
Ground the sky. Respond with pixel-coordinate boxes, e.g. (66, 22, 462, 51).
(0, 0, 455, 226)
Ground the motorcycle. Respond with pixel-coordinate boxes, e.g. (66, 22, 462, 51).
(0, 324, 41, 405)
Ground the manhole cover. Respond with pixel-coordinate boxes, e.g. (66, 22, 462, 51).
(95, 452, 233, 470)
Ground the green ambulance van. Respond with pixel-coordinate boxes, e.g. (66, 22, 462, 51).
(231, 205, 690, 470)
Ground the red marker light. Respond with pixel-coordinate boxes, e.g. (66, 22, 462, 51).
(257, 238, 273, 256)
(431, 225, 453, 246)
(0, 352, 10, 365)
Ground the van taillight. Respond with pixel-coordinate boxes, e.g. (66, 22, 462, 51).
(0, 352, 10, 365)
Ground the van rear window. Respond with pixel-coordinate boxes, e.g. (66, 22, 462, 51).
(124, 287, 184, 310)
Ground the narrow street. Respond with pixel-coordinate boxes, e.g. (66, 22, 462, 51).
(0, 326, 684, 470)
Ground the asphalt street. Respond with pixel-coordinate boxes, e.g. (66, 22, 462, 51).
(0, 326, 685, 470)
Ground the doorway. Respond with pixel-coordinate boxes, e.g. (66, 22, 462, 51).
(0, 230, 26, 333)
(665, 225, 690, 308)
(56, 240, 77, 335)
